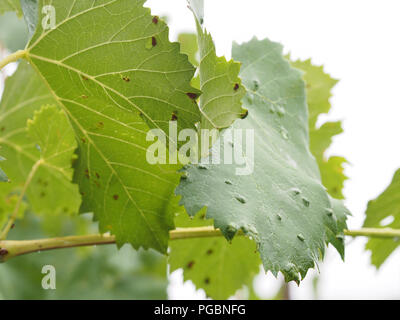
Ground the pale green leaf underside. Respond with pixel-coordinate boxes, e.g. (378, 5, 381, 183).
(25, 0, 201, 252)
(290, 59, 348, 200)
(177, 38, 346, 282)
(364, 169, 400, 267)
(0, 61, 80, 219)
(169, 206, 260, 299)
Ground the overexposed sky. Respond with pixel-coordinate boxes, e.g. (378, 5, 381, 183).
(144, 0, 400, 299)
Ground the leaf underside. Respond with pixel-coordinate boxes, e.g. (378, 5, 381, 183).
(290, 58, 348, 200)
(177, 38, 347, 282)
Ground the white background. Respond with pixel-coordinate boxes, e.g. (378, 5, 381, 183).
(144, 0, 400, 299)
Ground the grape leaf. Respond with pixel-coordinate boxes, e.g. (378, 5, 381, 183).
(177, 38, 347, 283)
(0, 0, 22, 16)
(363, 169, 400, 267)
(178, 33, 199, 67)
(290, 59, 348, 199)
(169, 206, 260, 299)
(24, 0, 201, 253)
(0, 62, 80, 222)
(188, 3, 246, 130)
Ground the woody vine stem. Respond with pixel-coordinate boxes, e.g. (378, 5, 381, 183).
(1, 53, 400, 263)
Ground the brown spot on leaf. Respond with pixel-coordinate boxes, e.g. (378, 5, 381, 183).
(81, 75, 88, 81)
(187, 261, 195, 269)
(206, 249, 213, 255)
(186, 92, 198, 100)
(204, 277, 210, 284)
(81, 137, 86, 144)
(171, 112, 178, 121)
(152, 16, 159, 24)
(122, 76, 130, 82)
(113, 194, 119, 200)
(97, 122, 104, 129)
(240, 109, 249, 119)
(0, 127, 5, 132)
(152, 36, 157, 47)
(0, 249, 8, 256)
(95, 172, 100, 179)
(81, 95, 88, 99)
(234, 83, 240, 91)
(84, 169, 90, 179)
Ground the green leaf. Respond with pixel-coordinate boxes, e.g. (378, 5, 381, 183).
(363, 169, 400, 267)
(0, 0, 22, 17)
(25, 0, 201, 253)
(178, 33, 199, 67)
(169, 206, 261, 300)
(177, 38, 347, 283)
(189, 5, 246, 130)
(0, 62, 80, 220)
(290, 59, 348, 199)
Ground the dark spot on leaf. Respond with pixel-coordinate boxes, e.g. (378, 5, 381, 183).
(204, 277, 210, 284)
(84, 169, 90, 179)
(40, 192, 46, 198)
(81, 137, 86, 144)
(171, 112, 178, 121)
(152, 16, 159, 24)
(297, 234, 305, 241)
(0, 127, 5, 132)
(187, 261, 195, 269)
(234, 83, 240, 91)
(235, 195, 246, 204)
(240, 109, 249, 119)
(186, 92, 198, 100)
(11, 224, 15, 229)
(97, 121, 104, 129)
(113, 194, 119, 200)
(206, 249, 213, 255)
(253, 80, 259, 91)
(122, 76, 130, 82)
(81, 75, 88, 81)
(81, 95, 88, 99)
(0, 249, 8, 256)
(95, 172, 100, 179)
(200, 213, 206, 219)
(152, 36, 157, 47)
